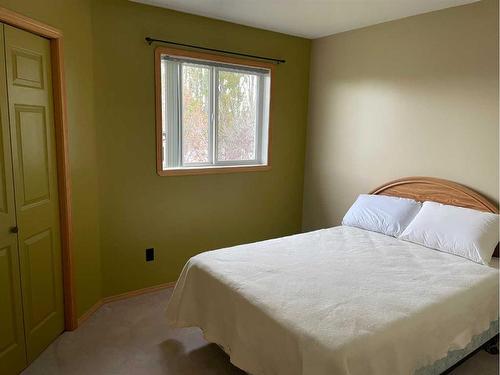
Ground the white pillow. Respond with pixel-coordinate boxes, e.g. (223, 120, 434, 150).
(399, 201, 499, 265)
(342, 194, 422, 237)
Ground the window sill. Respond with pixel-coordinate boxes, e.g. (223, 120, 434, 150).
(158, 164, 271, 176)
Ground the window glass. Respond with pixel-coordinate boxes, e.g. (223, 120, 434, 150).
(181, 64, 210, 164)
(217, 70, 258, 162)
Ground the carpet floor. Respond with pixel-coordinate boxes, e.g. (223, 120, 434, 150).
(22, 288, 498, 375)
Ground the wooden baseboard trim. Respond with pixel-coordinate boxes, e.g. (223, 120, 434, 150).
(76, 281, 176, 328)
(77, 299, 103, 326)
(102, 282, 176, 304)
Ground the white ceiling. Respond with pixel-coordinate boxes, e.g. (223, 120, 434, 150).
(131, 0, 478, 39)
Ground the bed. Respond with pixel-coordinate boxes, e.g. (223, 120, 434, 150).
(166, 177, 499, 374)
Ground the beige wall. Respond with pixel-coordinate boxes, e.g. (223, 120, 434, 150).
(303, 0, 499, 230)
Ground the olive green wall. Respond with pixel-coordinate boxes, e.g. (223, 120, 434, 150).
(303, 0, 499, 230)
(0, 0, 102, 317)
(91, 0, 311, 297)
(0, 0, 310, 317)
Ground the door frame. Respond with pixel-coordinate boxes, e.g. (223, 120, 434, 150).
(0, 7, 77, 330)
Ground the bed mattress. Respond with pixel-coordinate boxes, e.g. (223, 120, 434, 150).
(166, 226, 499, 375)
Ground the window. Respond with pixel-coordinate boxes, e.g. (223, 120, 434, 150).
(155, 48, 272, 175)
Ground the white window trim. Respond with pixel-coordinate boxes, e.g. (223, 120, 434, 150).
(155, 47, 273, 176)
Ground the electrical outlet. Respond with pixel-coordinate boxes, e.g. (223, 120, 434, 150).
(145, 248, 154, 262)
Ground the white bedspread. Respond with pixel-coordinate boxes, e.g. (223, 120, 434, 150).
(166, 226, 499, 375)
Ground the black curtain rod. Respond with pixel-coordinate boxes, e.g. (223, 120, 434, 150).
(145, 37, 285, 65)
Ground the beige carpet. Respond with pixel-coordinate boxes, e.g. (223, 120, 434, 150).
(22, 288, 498, 375)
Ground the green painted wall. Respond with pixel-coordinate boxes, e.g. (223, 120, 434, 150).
(0, 0, 311, 312)
(0, 0, 102, 317)
(91, 0, 311, 297)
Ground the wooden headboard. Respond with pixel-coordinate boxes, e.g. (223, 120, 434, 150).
(370, 176, 499, 257)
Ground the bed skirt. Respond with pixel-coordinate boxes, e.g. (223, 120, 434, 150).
(416, 319, 498, 375)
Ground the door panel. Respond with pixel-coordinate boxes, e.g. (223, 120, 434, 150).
(0, 247, 18, 351)
(15, 105, 50, 207)
(23, 229, 56, 331)
(0, 245, 26, 375)
(4, 24, 63, 364)
(0, 24, 27, 375)
(12, 48, 44, 89)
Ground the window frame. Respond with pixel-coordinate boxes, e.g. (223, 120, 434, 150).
(155, 47, 274, 176)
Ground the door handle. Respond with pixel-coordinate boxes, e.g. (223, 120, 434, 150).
(10, 226, 18, 234)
